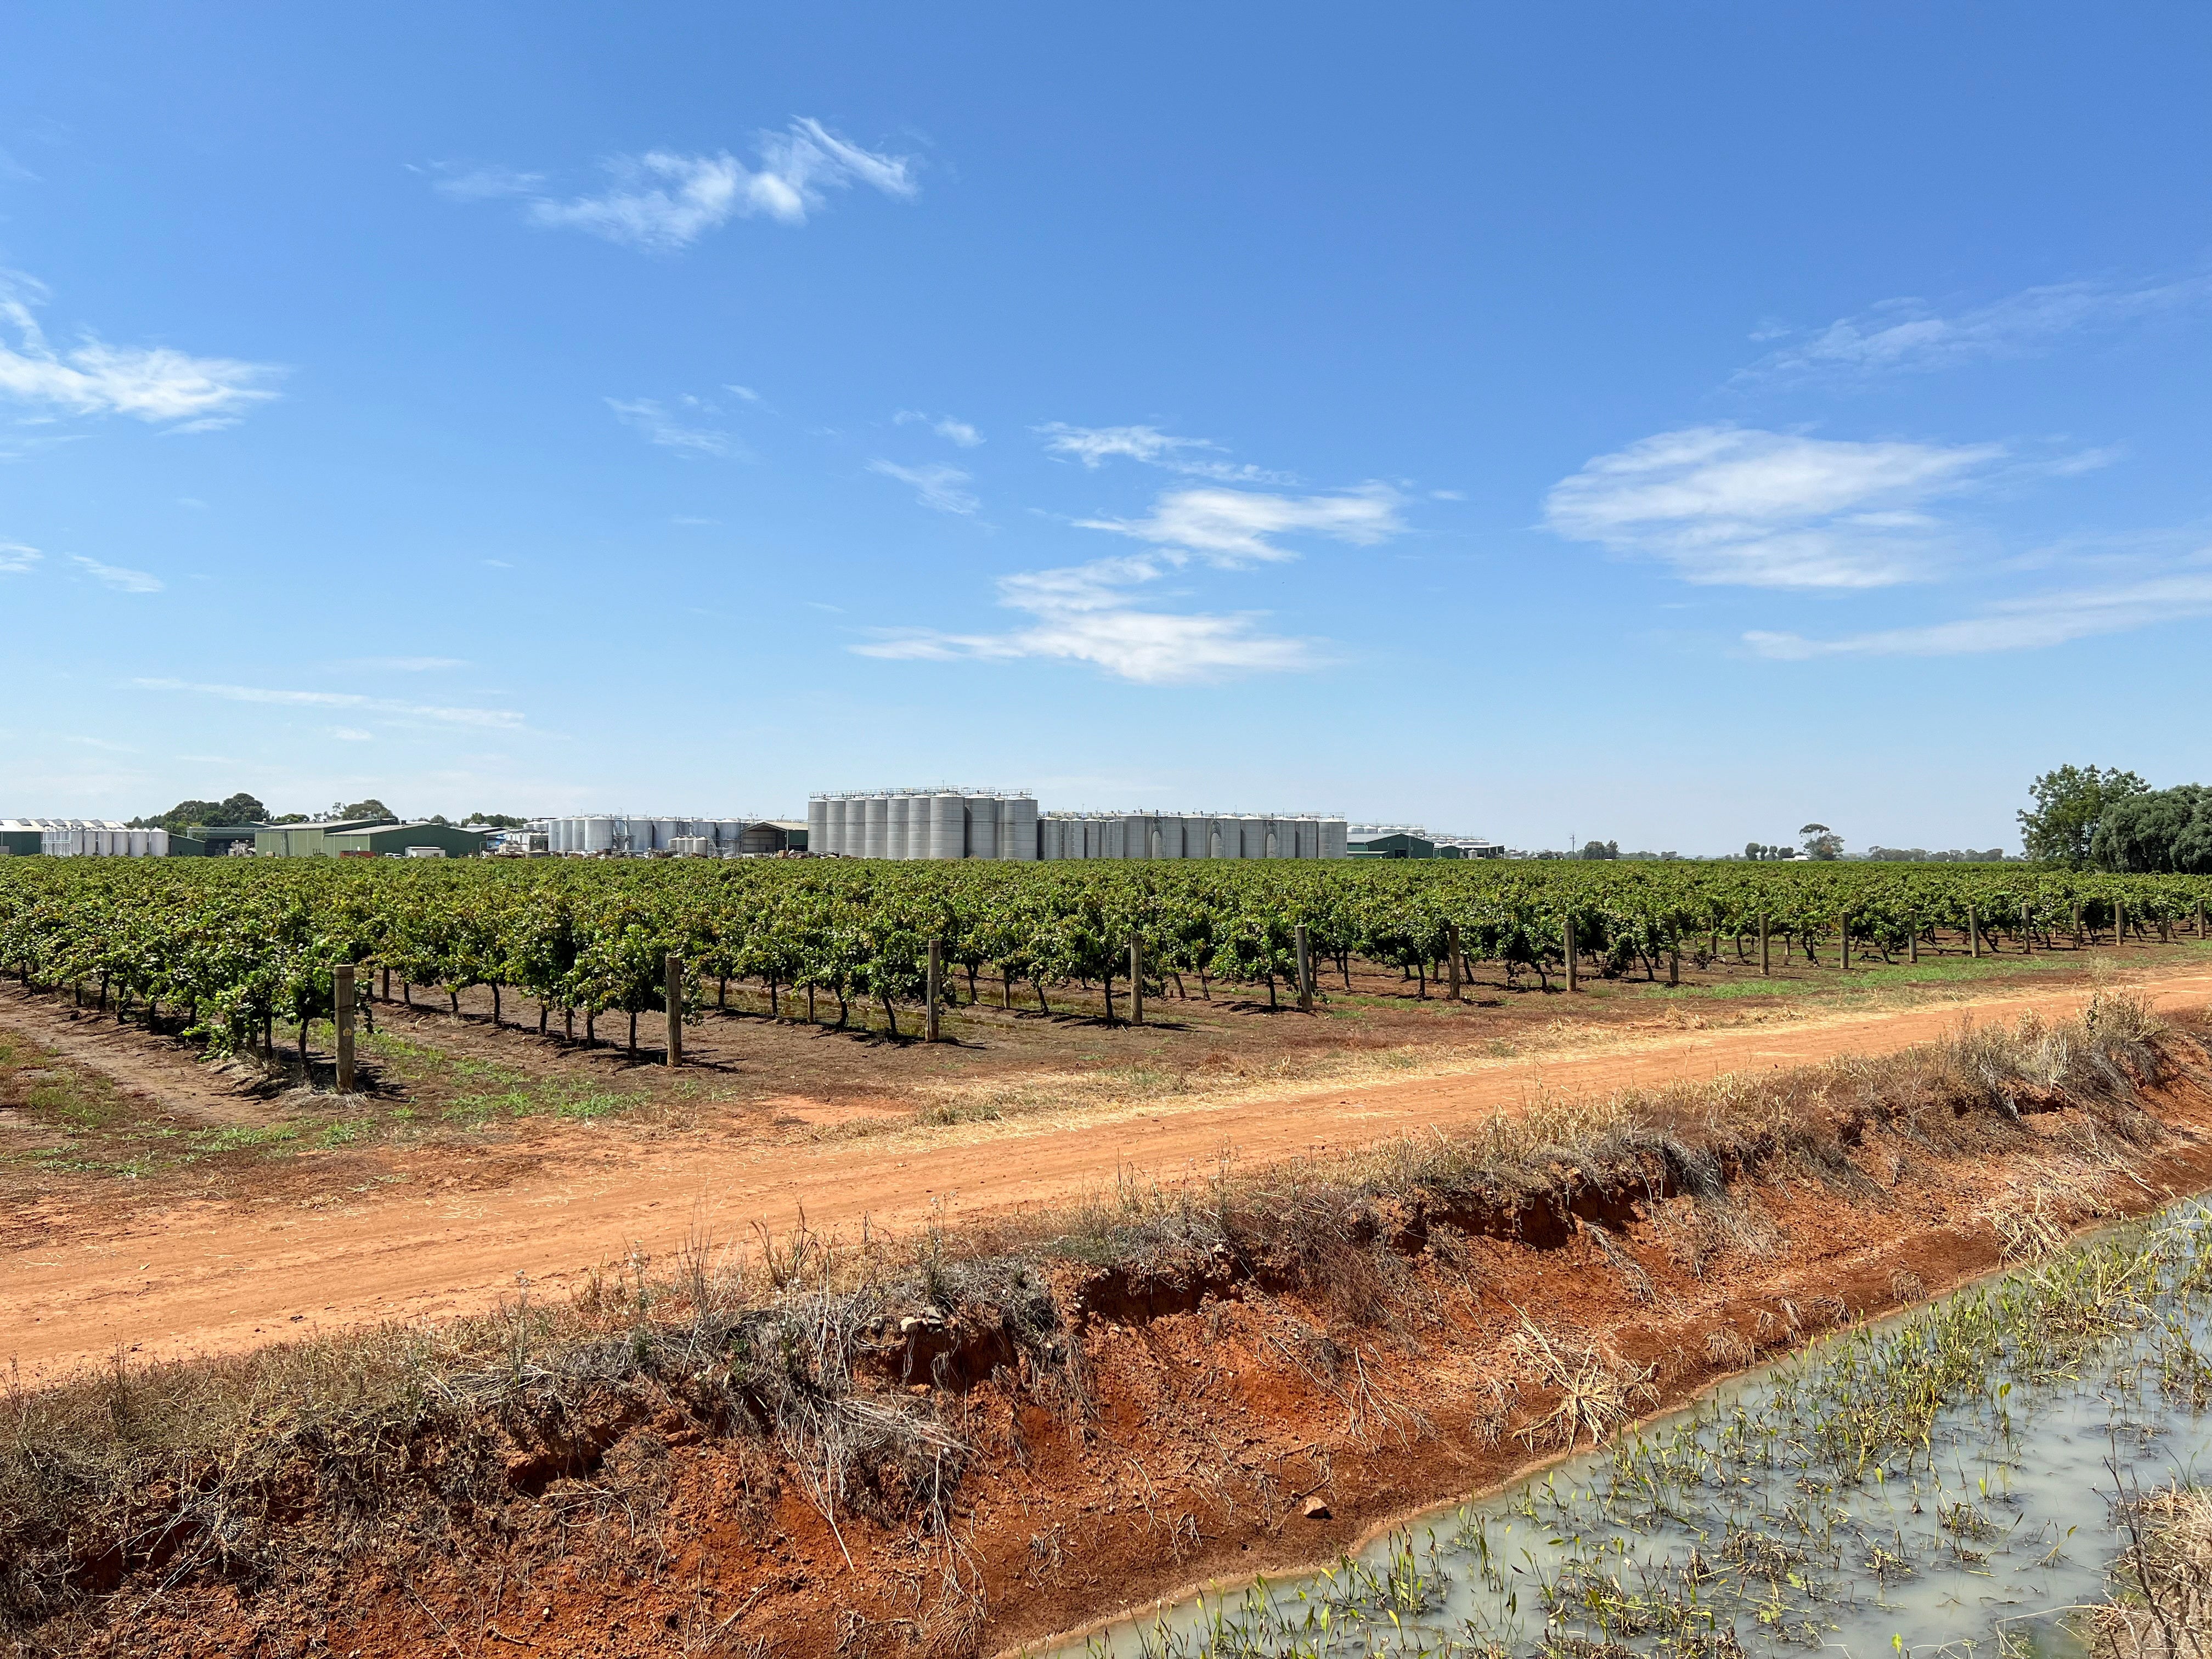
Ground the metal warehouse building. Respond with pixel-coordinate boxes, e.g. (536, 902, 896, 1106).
(326, 821, 491, 859)
(807, 791, 1347, 860)
(252, 816, 397, 857)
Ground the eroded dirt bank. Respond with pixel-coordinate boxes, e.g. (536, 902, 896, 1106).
(8, 1008, 2212, 1658)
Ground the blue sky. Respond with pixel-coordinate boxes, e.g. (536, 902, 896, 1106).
(3, 5, 2209, 851)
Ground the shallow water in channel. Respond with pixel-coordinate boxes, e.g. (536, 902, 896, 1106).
(1062, 1204, 2212, 1658)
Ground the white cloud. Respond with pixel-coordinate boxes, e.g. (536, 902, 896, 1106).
(1745, 560, 2212, 659)
(1036, 422, 1290, 483)
(868, 459, 978, 515)
(725, 383, 762, 403)
(1743, 273, 2212, 380)
(0, 540, 39, 574)
(854, 554, 1319, 684)
(71, 554, 162, 593)
(608, 395, 744, 458)
(131, 678, 524, 730)
(340, 656, 466, 673)
(1543, 425, 2005, 589)
(329, 727, 375, 742)
(1080, 483, 1405, 565)
(895, 409, 983, 447)
(444, 120, 918, 252)
(0, 270, 281, 428)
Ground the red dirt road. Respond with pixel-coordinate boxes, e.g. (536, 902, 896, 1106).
(10, 968, 2212, 1384)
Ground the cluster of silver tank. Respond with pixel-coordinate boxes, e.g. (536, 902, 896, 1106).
(13, 820, 171, 856)
(805, 794, 1346, 860)
(808, 791, 1039, 860)
(1039, 812, 1346, 860)
(544, 815, 753, 856)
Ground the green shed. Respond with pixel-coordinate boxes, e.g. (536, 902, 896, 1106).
(324, 821, 490, 859)
(252, 817, 397, 857)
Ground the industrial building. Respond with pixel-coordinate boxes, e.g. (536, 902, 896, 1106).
(807, 791, 1347, 860)
(327, 821, 492, 859)
(542, 816, 808, 857)
(0, 819, 176, 856)
(251, 816, 397, 858)
(1347, 825, 1506, 860)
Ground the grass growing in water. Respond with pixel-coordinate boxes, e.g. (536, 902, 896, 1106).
(1086, 1201, 2212, 1657)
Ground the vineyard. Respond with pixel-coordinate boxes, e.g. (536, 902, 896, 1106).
(4, 856, 2210, 1066)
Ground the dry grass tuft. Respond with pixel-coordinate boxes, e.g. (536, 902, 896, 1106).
(2089, 1483, 2212, 1656)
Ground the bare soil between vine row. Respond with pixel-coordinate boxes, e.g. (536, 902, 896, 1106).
(3, 954, 2211, 1385)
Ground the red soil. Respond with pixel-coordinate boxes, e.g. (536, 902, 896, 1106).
(7, 968, 2212, 1386)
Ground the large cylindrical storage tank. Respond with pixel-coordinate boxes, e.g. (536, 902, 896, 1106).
(584, 816, 616, 853)
(925, 793, 960, 859)
(148, 828, 169, 856)
(125, 829, 145, 856)
(1038, 816, 1060, 861)
(822, 798, 843, 855)
(862, 795, 889, 859)
(808, 798, 828, 855)
(1000, 796, 1037, 860)
(966, 797, 996, 860)
(652, 818, 676, 853)
(1323, 819, 1347, 859)
(884, 794, 906, 859)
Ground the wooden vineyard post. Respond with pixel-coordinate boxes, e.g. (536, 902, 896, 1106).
(380, 966, 391, 1002)
(664, 953, 683, 1069)
(2023, 904, 2032, 955)
(335, 964, 356, 1094)
(926, 938, 943, 1043)
(1129, 939, 1144, 1026)
(1968, 905, 1981, 959)
(1759, 913, 1770, 977)
(1295, 924, 1314, 1013)
(1446, 922, 1463, 1002)
(2199, 900, 2206, 939)
(1840, 913, 1850, 972)
(2117, 899, 2126, 947)
(1564, 915, 1578, 991)
(1908, 922, 1918, 965)
(1668, 928, 1680, 987)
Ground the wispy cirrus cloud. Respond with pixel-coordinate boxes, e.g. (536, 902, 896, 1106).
(435, 119, 918, 252)
(71, 554, 162, 593)
(1741, 273, 2212, 382)
(1745, 558, 2212, 659)
(131, 677, 524, 730)
(868, 459, 978, 515)
(0, 270, 281, 430)
(895, 409, 982, 447)
(854, 554, 1321, 684)
(337, 656, 468, 673)
(607, 394, 747, 458)
(0, 540, 39, 574)
(1080, 483, 1404, 565)
(1543, 425, 2010, 589)
(1037, 422, 1291, 484)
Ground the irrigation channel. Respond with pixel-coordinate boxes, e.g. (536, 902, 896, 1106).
(1063, 1203, 2212, 1658)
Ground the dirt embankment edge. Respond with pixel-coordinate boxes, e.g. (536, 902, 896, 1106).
(9, 1013, 2212, 1658)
